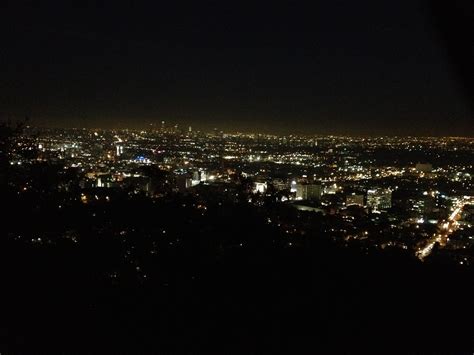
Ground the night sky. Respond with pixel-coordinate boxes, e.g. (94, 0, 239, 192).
(1, 1, 472, 135)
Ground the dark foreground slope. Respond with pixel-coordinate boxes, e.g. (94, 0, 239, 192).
(0, 190, 472, 353)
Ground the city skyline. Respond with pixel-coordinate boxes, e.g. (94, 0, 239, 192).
(20, 122, 474, 138)
(7, 125, 474, 266)
(2, 1, 472, 136)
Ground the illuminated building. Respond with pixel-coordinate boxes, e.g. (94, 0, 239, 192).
(346, 193, 364, 206)
(367, 189, 392, 211)
(296, 183, 322, 200)
(191, 170, 208, 185)
(272, 179, 288, 191)
(325, 184, 339, 195)
(290, 180, 297, 193)
(254, 182, 267, 194)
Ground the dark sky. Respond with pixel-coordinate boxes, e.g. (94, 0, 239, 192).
(1, 1, 472, 135)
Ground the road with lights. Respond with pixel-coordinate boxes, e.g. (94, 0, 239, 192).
(416, 197, 471, 260)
